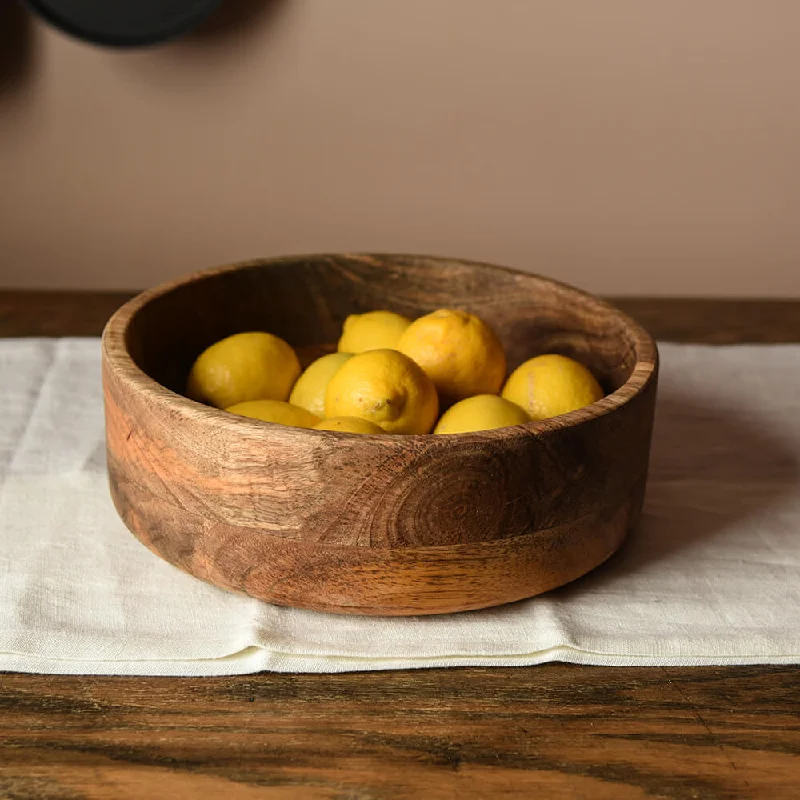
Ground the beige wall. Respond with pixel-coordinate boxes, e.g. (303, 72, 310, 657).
(1, 0, 798, 295)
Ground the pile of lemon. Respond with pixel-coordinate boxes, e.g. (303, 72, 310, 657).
(186, 309, 604, 435)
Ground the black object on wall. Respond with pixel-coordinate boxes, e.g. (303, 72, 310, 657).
(24, 0, 223, 47)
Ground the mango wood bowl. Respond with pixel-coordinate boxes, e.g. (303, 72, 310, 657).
(102, 254, 658, 616)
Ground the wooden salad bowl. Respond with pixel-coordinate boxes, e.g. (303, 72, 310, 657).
(102, 254, 658, 615)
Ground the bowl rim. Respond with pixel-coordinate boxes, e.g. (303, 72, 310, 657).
(102, 253, 658, 444)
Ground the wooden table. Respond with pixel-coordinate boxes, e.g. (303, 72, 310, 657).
(1, 291, 799, 799)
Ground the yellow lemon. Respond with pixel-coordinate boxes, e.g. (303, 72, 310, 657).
(397, 309, 506, 402)
(337, 310, 412, 353)
(225, 399, 320, 428)
(434, 394, 530, 434)
(187, 332, 300, 409)
(289, 352, 353, 417)
(314, 416, 385, 434)
(501, 354, 604, 421)
(325, 349, 439, 434)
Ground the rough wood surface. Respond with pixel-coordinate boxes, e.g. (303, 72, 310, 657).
(101, 255, 658, 614)
(1, 289, 799, 797)
(0, 290, 134, 338)
(5, 290, 800, 343)
(1, 666, 799, 799)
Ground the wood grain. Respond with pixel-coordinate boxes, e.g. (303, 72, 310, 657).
(2, 291, 799, 798)
(1, 666, 799, 799)
(4, 290, 800, 343)
(101, 255, 658, 614)
(0, 290, 134, 338)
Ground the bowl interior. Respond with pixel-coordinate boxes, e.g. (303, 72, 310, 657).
(123, 254, 641, 400)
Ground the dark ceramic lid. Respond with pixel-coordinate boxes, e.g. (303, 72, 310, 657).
(25, 0, 222, 47)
